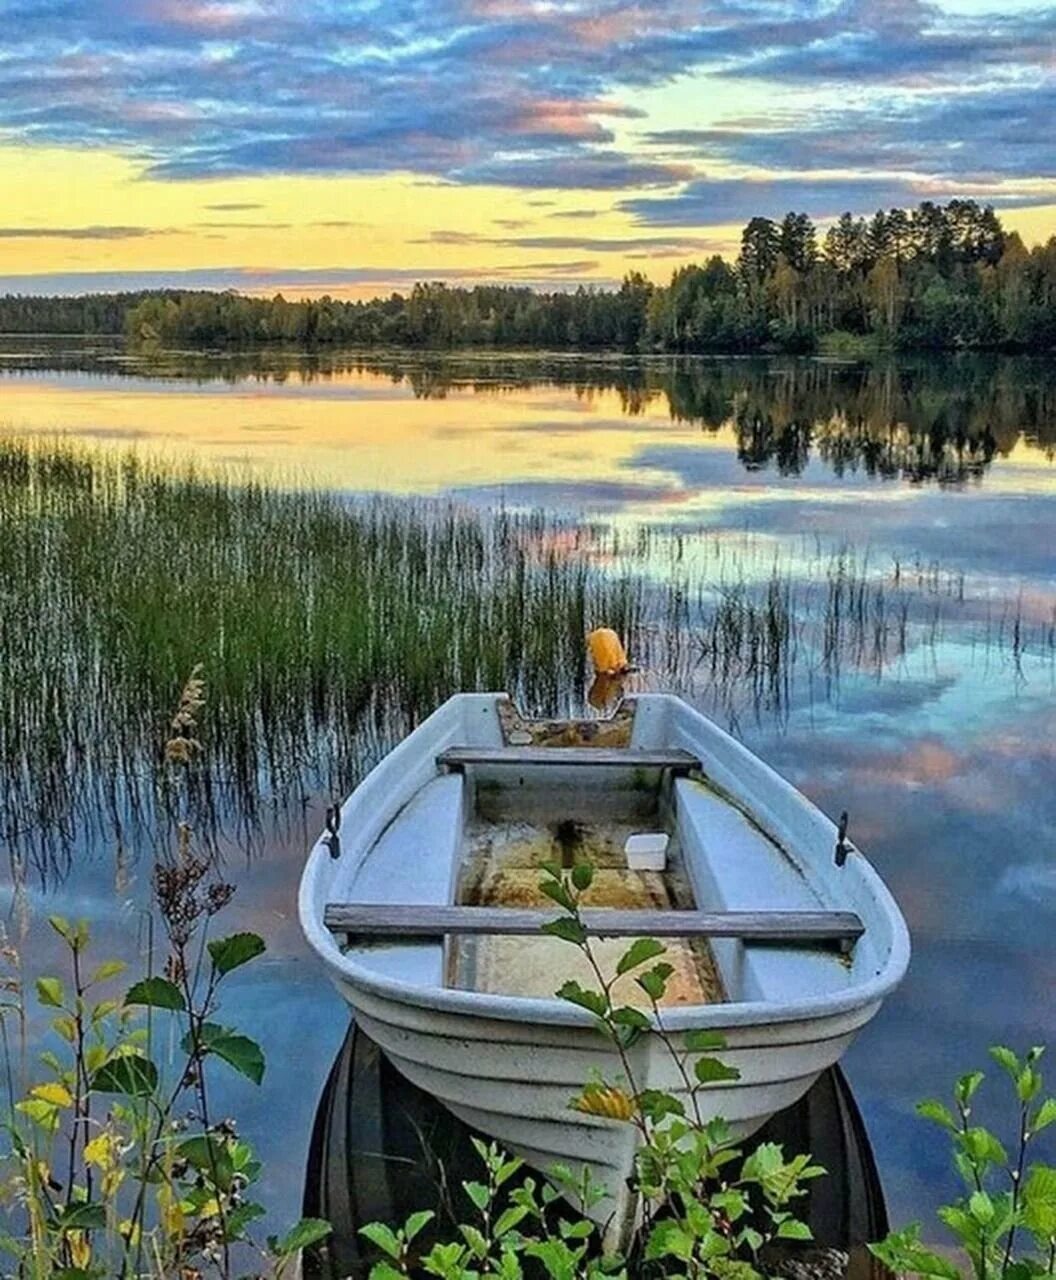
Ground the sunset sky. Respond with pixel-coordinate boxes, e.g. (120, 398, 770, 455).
(2, 0, 1054, 298)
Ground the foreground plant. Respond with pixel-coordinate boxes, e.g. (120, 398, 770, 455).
(0, 668, 329, 1278)
(870, 1046, 1056, 1280)
(359, 860, 823, 1279)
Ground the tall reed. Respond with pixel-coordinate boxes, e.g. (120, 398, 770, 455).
(1, 434, 1048, 880)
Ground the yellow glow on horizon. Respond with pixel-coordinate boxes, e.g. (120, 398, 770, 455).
(0, 143, 702, 295)
(0, 141, 1051, 300)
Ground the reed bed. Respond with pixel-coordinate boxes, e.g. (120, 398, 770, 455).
(1, 434, 1050, 880)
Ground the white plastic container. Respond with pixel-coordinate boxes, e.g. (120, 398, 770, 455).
(624, 832, 669, 872)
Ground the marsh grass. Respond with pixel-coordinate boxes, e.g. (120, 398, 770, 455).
(0, 434, 1050, 879)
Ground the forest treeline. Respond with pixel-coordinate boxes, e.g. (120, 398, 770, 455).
(2, 200, 1054, 352)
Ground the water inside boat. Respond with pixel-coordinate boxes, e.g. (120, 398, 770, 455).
(450, 774, 726, 1007)
(324, 696, 864, 1011)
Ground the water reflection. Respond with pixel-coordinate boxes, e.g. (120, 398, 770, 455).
(0, 339, 1053, 489)
(301, 1023, 889, 1280)
(2, 346, 1054, 1249)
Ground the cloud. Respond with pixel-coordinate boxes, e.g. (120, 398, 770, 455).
(0, 261, 614, 296)
(645, 83, 1056, 185)
(0, 0, 1052, 202)
(0, 224, 157, 239)
(622, 172, 1056, 227)
(416, 230, 726, 252)
(719, 0, 1056, 85)
(622, 176, 931, 225)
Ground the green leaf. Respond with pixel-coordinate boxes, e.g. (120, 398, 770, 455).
(272, 1218, 332, 1257)
(610, 1006, 650, 1031)
(685, 1029, 727, 1053)
(460, 1224, 489, 1259)
(738, 1226, 764, 1254)
(55, 1203, 108, 1231)
(636, 962, 673, 1001)
(90, 1054, 158, 1098)
(539, 880, 576, 913)
(615, 937, 665, 976)
(178, 1135, 236, 1191)
(694, 1056, 741, 1085)
(571, 862, 594, 892)
(990, 1046, 1020, 1081)
(541, 917, 586, 946)
(1018, 1067, 1043, 1103)
(637, 1089, 685, 1123)
(556, 981, 607, 1017)
(48, 916, 74, 943)
(1023, 1164, 1056, 1244)
(969, 1191, 994, 1225)
(367, 1263, 405, 1280)
(186, 1023, 265, 1085)
(36, 977, 64, 1008)
(773, 1218, 814, 1239)
(495, 1157, 524, 1187)
(208, 932, 266, 976)
(359, 1222, 402, 1260)
(1032, 1098, 1056, 1134)
(464, 1180, 490, 1212)
(869, 1225, 963, 1280)
(710, 1189, 748, 1222)
(960, 1125, 1007, 1168)
(90, 960, 127, 984)
(776, 1219, 813, 1241)
(644, 1221, 694, 1263)
(422, 1242, 469, 1278)
(560, 1219, 593, 1241)
(404, 1210, 434, 1243)
(494, 1205, 530, 1237)
(956, 1071, 985, 1105)
(226, 1201, 267, 1239)
(124, 976, 186, 1011)
(917, 1099, 958, 1132)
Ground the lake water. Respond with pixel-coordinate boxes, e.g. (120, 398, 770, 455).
(3, 339, 1055, 1246)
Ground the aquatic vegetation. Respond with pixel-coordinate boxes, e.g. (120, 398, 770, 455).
(0, 671, 330, 1277)
(1, 434, 1049, 882)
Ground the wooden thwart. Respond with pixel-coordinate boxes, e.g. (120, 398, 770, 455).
(324, 904, 864, 950)
(437, 746, 701, 772)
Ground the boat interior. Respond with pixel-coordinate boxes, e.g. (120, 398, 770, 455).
(328, 696, 865, 1010)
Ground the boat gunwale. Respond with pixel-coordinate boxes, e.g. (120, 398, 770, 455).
(298, 692, 911, 1032)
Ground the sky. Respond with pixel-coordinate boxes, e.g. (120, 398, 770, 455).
(1, 0, 1055, 298)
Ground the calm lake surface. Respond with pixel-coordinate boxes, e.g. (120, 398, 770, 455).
(3, 338, 1055, 1239)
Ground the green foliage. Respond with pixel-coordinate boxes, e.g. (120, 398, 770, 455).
(124, 975, 187, 1010)
(0, 675, 327, 1279)
(360, 861, 824, 1279)
(360, 1141, 620, 1280)
(2, 200, 1051, 354)
(870, 1045, 1056, 1280)
(208, 931, 267, 976)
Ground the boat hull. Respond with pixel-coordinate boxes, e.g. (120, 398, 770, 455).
(335, 973, 881, 1243)
(299, 693, 910, 1248)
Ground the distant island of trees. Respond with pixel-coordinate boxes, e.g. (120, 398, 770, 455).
(2, 200, 1054, 353)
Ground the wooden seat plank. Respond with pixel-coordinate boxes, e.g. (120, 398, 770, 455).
(324, 903, 864, 950)
(437, 746, 701, 771)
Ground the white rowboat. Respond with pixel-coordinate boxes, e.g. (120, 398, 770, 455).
(298, 693, 909, 1242)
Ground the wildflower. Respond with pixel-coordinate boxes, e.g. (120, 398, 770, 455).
(164, 665, 205, 766)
